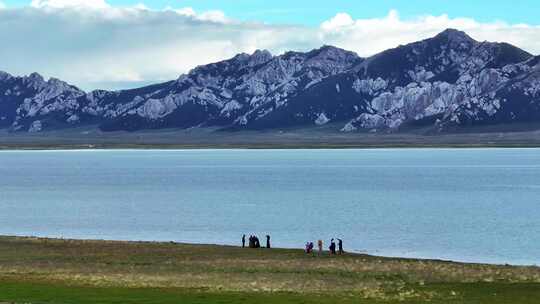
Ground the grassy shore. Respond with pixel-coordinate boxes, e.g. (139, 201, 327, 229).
(4, 142, 540, 150)
(1, 236, 539, 303)
(3, 123, 540, 150)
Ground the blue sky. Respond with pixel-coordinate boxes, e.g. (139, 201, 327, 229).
(3, 0, 540, 25)
(1, 0, 539, 90)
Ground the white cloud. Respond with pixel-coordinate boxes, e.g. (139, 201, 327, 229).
(0, 4, 538, 91)
(30, 0, 110, 10)
(321, 12, 355, 30)
(0, 3, 312, 90)
(319, 10, 540, 57)
(132, 3, 149, 11)
(168, 6, 195, 17)
(198, 10, 229, 23)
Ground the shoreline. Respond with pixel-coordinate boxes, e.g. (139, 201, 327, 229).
(2, 143, 540, 150)
(2, 124, 540, 150)
(2, 234, 536, 268)
(1, 235, 540, 303)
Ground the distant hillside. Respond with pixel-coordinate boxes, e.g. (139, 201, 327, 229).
(1, 29, 539, 134)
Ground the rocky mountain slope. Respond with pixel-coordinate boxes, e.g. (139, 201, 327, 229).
(1, 29, 538, 133)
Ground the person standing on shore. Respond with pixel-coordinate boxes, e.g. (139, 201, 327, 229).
(266, 235, 271, 249)
(338, 238, 344, 255)
(317, 239, 323, 256)
(305, 242, 314, 254)
(242, 235, 246, 248)
(329, 239, 336, 255)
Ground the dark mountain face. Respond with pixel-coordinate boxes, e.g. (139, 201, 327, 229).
(356, 29, 478, 86)
(240, 29, 536, 132)
(0, 72, 87, 131)
(0, 29, 538, 134)
(441, 56, 540, 128)
(100, 45, 363, 132)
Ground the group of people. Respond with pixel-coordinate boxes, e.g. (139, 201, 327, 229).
(305, 238, 344, 255)
(242, 234, 271, 249)
(241, 234, 343, 255)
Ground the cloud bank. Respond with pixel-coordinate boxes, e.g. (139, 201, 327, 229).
(30, 0, 110, 9)
(0, 1, 539, 90)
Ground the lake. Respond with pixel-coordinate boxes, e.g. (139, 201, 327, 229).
(0, 148, 539, 265)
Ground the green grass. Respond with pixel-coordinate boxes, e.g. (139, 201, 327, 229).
(0, 281, 360, 304)
(0, 236, 539, 303)
(2, 281, 540, 304)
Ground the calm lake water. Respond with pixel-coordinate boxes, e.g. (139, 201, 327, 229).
(0, 148, 539, 265)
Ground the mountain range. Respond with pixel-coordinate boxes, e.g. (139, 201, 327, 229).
(1, 29, 539, 134)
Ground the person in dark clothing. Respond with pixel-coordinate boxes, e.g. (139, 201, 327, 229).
(266, 235, 271, 249)
(249, 235, 254, 248)
(337, 239, 344, 255)
(329, 239, 336, 255)
(254, 236, 260, 248)
(242, 235, 246, 248)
